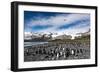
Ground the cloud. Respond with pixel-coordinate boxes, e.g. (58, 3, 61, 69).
(58, 18, 90, 30)
(25, 12, 90, 35)
(28, 13, 90, 26)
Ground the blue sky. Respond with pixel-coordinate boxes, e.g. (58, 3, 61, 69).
(24, 11, 90, 35)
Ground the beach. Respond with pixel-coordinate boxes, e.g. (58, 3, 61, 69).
(24, 40, 90, 62)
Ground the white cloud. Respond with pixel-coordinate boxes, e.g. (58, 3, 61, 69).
(39, 25, 89, 36)
(25, 13, 90, 36)
(28, 13, 90, 26)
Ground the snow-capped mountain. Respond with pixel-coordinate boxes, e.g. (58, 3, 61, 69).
(24, 29, 90, 41)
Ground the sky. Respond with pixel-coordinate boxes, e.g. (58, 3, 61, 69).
(24, 11, 90, 36)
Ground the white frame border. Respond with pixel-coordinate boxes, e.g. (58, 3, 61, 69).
(18, 5, 96, 68)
